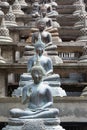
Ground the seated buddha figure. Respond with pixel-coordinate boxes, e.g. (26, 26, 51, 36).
(39, 2, 60, 34)
(28, 34, 53, 75)
(40, 4, 57, 32)
(31, 19, 58, 49)
(10, 62, 59, 119)
(38, 4, 61, 43)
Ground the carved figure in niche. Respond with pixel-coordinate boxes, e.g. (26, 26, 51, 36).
(32, 19, 53, 47)
(39, 5, 60, 40)
(40, 5, 54, 32)
(10, 62, 59, 119)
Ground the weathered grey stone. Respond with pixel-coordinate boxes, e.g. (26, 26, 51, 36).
(2, 118, 65, 130)
(22, 119, 45, 130)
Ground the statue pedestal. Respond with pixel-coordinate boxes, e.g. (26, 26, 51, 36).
(2, 118, 65, 130)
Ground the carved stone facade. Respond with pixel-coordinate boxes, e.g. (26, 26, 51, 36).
(0, 0, 87, 129)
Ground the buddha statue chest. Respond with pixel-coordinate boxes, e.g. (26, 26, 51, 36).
(28, 83, 48, 109)
(33, 32, 51, 44)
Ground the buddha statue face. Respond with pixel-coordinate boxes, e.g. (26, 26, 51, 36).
(36, 20, 46, 31)
(31, 68, 43, 84)
(40, 5, 47, 16)
(41, 9, 47, 17)
(36, 46, 44, 56)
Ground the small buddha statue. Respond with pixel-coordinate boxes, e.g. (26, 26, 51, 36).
(26, 2, 61, 43)
(40, 5, 55, 32)
(31, 19, 53, 48)
(10, 62, 59, 119)
(31, 18, 62, 54)
(28, 35, 53, 75)
(39, 5, 61, 39)
(45, 0, 60, 28)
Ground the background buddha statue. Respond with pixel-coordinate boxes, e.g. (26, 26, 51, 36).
(28, 34, 53, 75)
(39, 4, 61, 42)
(26, 0, 61, 43)
(32, 19, 53, 47)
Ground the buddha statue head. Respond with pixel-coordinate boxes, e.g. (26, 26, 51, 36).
(31, 59, 46, 84)
(36, 19, 46, 31)
(34, 33, 46, 56)
(40, 4, 47, 17)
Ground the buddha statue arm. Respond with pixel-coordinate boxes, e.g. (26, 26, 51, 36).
(22, 86, 31, 104)
(45, 26, 53, 32)
(32, 33, 37, 45)
(27, 58, 34, 73)
(46, 69, 53, 75)
(40, 101, 53, 110)
(45, 33, 52, 47)
(47, 19, 53, 27)
(45, 19, 53, 31)
(32, 34, 35, 44)
(39, 87, 53, 110)
(46, 59, 53, 75)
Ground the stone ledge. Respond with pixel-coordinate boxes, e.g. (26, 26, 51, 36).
(0, 96, 87, 103)
(0, 63, 87, 74)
